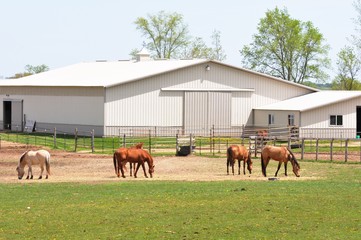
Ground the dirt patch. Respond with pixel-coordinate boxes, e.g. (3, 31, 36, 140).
(0, 141, 317, 184)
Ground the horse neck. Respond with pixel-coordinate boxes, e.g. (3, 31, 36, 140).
(145, 156, 153, 168)
(19, 151, 29, 167)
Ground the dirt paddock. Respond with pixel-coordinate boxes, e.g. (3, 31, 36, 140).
(0, 141, 323, 184)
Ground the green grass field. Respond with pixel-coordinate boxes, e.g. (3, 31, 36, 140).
(1, 161, 361, 239)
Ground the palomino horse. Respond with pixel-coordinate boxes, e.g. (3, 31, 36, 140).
(227, 145, 253, 175)
(16, 150, 51, 180)
(261, 145, 300, 177)
(113, 147, 154, 178)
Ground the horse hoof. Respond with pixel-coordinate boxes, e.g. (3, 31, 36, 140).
(46, 176, 48, 179)
(38, 176, 42, 179)
(30, 176, 33, 179)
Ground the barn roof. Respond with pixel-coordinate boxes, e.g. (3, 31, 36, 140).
(254, 90, 361, 112)
(0, 59, 317, 92)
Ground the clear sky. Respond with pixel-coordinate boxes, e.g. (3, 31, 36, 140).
(0, 0, 357, 81)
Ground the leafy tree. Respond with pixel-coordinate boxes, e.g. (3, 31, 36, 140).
(240, 7, 330, 84)
(133, 12, 226, 61)
(134, 11, 190, 59)
(332, 46, 361, 90)
(210, 30, 227, 61)
(25, 64, 49, 74)
(8, 64, 49, 79)
(178, 37, 212, 59)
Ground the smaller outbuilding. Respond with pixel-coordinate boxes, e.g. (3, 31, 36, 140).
(254, 90, 361, 138)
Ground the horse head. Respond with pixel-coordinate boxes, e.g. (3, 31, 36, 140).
(148, 164, 155, 178)
(287, 150, 300, 177)
(16, 166, 25, 180)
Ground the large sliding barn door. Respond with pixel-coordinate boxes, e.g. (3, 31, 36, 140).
(184, 92, 231, 134)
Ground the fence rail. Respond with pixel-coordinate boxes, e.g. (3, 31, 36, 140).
(1, 128, 361, 162)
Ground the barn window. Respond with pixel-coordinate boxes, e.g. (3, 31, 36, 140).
(268, 114, 275, 125)
(288, 114, 295, 126)
(330, 115, 343, 126)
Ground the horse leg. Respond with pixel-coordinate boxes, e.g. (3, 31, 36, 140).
(130, 163, 133, 177)
(231, 160, 235, 175)
(238, 159, 241, 175)
(141, 162, 148, 178)
(120, 162, 126, 178)
(243, 159, 246, 175)
(284, 162, 288, 176)
(275, 162, 282, 177)
(28, 166, 33, 179)
(39, 165, 44, 179)
(134, 162, 141, 178)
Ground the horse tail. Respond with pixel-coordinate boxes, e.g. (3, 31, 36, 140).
(261, 152, 266, 177)
(113, 152, 118, 174)
(226, 147, 233, 166)
(45, 153, 51, 175)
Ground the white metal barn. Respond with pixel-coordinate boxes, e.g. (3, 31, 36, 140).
(254, 91, 361, 138)
(0, 54, 324, 136)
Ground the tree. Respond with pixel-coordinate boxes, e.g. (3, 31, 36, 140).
(8, 64, 49, 79)
(133, 12, 227, 61)
(25, 64, 49, 74)
(210, 30, 227, 61)
(134, 11, 190, 59)
(332, 46, 361, 90)
(240, 7, 330, 84)
(178, 37, 212, 59)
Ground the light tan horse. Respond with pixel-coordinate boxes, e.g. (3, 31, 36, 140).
(261, 145, 300, 177)
(227, 145, 253, 175)
(16, 150, 51, 180)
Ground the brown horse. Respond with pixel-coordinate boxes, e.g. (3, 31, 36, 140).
(227, 145, 253, 175)
(261, 145, 300, 177)
(113, 147, 154, 178)
(129, 143, 144, 176)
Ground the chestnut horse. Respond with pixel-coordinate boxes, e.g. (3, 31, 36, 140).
(16, 150, 51, 180)
(227, 145, 253, 175)
(113, 147, 154, 178)
(261, 145, 300, 177)
(129, 143, 144, 176)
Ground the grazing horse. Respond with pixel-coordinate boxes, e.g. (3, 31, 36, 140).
(261, 145, 300, 177)
(113, 148, 154, 179)
(227, 145, 253, 175)
(129, 143, 144, 176)
(16, 150, 51, 180)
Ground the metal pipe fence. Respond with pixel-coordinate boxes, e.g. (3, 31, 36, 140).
(1, 127, 361, 162)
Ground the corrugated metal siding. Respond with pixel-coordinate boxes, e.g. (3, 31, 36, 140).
(104, 63, 314, 132)
(0, 86, 104, 131)
(254, 110, 300, 126)
(184, 92, 208, 129)
(208, 92, 231, 128)
(302, 97, 361, 128)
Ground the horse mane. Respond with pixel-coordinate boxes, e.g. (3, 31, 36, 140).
(287, 148, 300, 168)
(19, 150, 30, 164)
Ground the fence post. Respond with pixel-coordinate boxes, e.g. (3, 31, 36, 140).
(149, 129, 152, 153)
(316, 138, 319, 161)
(301, 138, 305, 160)
(123, 134, 126, 147)
(345, 138, 349, 162)
(175, 134, 179, 155)
(91, 129, 94, 153)
(53, 128, 57, 148)
(330, 138, 334, 161)
(190, 133, 193, 155)
(74, 128, 78, 152)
